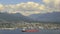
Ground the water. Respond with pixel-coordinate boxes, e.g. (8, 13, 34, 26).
(0, 29, 60, 34)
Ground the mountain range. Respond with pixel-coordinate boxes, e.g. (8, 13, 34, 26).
(29, 12, 60, 23)
(0, 12, 31, 23)
(0, 12, 60, 24)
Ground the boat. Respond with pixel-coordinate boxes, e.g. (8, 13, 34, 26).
(22, 29, 39, 32)
(21, 27, 39, 32)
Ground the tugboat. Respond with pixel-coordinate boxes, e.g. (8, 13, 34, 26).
(22, 28, 26, 32)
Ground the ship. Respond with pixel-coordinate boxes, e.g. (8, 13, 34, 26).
(21, 27, 39, 32)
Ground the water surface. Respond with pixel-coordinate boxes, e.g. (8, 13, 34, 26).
(0, 29, 60, 34)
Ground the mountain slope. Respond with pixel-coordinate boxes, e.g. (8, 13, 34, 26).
(0, 13, 30, 23)
(29, 12, 60, 23)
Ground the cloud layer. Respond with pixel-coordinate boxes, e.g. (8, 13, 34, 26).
(43, 0, 60, 11)
(0, 1, 60, 16)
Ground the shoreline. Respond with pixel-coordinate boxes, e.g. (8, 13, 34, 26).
(0, 28, 17, 30)
(0, 27, 59, 30)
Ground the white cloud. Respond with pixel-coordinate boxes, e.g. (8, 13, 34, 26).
(0, 1, 60, 16)
(0, 2, 46, 15)
(43, 0, 60, 11)
(43, 0, 60, 5)
(0, 4, 4, 10)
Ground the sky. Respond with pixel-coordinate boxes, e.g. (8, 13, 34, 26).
(0, 0, 60, 16)
(0, 0, 42, 4)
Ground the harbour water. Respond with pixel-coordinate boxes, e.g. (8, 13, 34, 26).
(0, 29, 60, 34)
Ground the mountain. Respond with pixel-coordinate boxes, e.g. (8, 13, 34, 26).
(29, 12, 60, 23)
(0, 12, 31, 23)
(0, 12, 60, 24)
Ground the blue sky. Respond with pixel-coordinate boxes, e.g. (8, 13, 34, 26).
(0, 0, 42, 4)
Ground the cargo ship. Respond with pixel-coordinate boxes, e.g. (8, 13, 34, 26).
(21, 27, 39, 32)
(22, 29, 39, 32)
